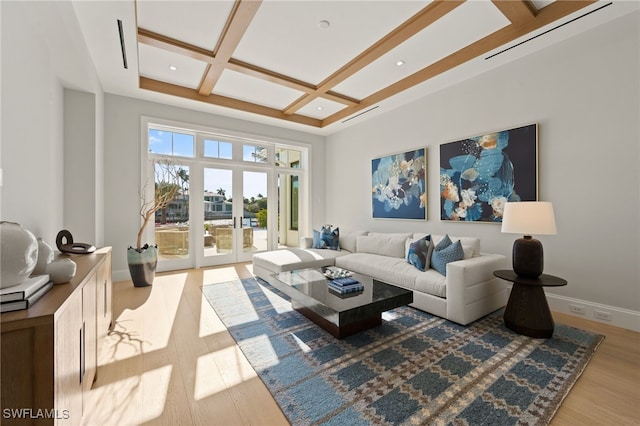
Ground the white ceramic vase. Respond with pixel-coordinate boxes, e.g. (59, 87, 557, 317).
(0, 222, 38, 288)
(47, 258, 77, 284)
(33, 238, 55, 275)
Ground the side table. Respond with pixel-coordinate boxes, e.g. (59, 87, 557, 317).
(493, 270, 567, 338)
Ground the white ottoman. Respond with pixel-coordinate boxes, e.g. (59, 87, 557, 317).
(252, 248, 347, 281)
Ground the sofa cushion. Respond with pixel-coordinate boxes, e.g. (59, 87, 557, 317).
(335, 253, 447, 298)
(414, 269, 447, 298)
(406, 235, 433, 271)
(369, 232, 413, 240)
(357, 234, 407, 258)
(338, 230, 368, 253)
(335, 253, 417, 290)
(431, 238, 465, 276)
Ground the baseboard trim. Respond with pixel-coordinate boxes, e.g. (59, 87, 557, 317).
(546, 293, 640, 332)
(113, 269, 130, 283)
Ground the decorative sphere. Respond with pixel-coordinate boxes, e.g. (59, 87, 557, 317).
(1, 222, 39, 288)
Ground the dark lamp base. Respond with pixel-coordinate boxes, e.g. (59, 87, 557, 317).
(512, 236, 543, 278)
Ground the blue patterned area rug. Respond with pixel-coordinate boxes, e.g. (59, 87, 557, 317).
(202, 277, 603, 426)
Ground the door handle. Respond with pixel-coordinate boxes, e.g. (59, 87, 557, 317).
(240, 217, 244, 227)
(233, 217, 236, 229)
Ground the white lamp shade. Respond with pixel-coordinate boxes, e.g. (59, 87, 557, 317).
(501, 201, 557, 235)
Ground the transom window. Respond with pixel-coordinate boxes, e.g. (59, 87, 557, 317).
(148, 128, 194, 157)
(204, 139, 232, 159)
(276, 148, 301, 168)
(243, 144, 268, 163)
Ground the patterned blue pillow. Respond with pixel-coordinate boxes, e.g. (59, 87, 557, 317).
(313, 226, 340, 250)
(431, 239, 464, 276)
(434, 234, 452, 252)
(407, 235, 433, 271)
(325, 226, 340, 250)
(312, 229, 324, 249)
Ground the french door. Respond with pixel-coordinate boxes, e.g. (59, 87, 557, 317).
(199, 166, 272, 267)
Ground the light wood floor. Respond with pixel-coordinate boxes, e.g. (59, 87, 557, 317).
(84, 263, 640, 425)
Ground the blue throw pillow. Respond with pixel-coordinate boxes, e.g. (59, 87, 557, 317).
(323, 226, 340, 250)
(434, 234, 452, 252)
(313, 226, 340, 250)
(431, 239, 464, 276)
(312, 229, 325, 249)
(407, 235, 433, 271)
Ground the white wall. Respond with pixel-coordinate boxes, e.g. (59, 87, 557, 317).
(64, 89, 96, 245)
(1, 2, 64, 243)
(326, 13, 639, 327)
(103, 94, 326, 280)
(1, 1, 104, 247)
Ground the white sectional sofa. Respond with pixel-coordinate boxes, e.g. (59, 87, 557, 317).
(252, 230, 509, 325)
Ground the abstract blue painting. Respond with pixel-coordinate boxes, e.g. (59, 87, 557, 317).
(372, 148, 426, 220)
(440, 124, 538, 222)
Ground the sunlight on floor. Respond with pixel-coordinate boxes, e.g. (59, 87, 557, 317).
(203, 266, 244, 284)
(139, 365, 173, 422)
(144, 273, 187, 350)
(84, 263, 288, 425)
(242, 334, 280, 368)
(105, 273, 187, 362)
(291, 332, 312, 353)
(193, 354, 231, 401)
(259, 284, 293, 314)
(82, 365, 173, 426)
(210, 345, 260, 388)
(197, 295, 229, 338)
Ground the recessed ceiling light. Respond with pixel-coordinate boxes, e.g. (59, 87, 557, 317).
(317, 106, 323, 110)
(396, 60, 405, 67)
(169, 65, 177, 71)
(318, 20, 330, 29)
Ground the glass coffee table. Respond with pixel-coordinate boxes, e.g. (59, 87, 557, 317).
(270, 268, 413, 339)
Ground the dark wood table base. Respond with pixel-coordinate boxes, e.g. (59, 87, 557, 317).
(296, 306, 382, 339)
(503, 284, 554, 338)
(494, 270, 567, 339)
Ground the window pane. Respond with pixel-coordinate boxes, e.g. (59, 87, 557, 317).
(173, 133, 194, 157)
(243, 144, 267, 163)
(205, 140, 233, 160)
(276, 148, 302, 168)
(154, 162, 190, 260)
(244, 171, 267, 253)
(204, 140, 219, 158)
(149, 129, 172, 155)
(204, 167, 233, 256)
(290, 175, 299, 230)
(243, 145, 255, 162)
(148, 129, 194, 157)
(219, 142, 232, 159)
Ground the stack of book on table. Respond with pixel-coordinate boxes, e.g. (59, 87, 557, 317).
(1, 275, 53, 313)
(328, 277, 364, 294)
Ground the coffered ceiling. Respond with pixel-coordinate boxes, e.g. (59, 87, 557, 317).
(72, 0, 638, 134)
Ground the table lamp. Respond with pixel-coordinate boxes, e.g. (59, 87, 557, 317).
(501, 201, 557, 278)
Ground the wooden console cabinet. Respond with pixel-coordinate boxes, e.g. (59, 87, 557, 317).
(1, 247, 112, 425)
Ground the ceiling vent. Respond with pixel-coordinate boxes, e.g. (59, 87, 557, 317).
(118, 19, 128, 69)
(341, 106, 379, 124)
(486, 2, 613, 60)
